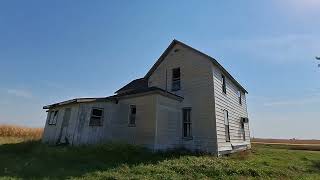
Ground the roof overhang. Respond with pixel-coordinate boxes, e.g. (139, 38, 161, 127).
(43, 97, 115, 109)
(43, 87, 183, 110)
(111, 87, 183, 102)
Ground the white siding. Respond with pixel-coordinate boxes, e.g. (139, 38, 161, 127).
(111, 94, 157, 149)
(213, 65, 250, 153)
(148, 44, 217, 153)
(155, 95, 182, 150)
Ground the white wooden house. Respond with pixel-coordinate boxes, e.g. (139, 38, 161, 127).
(42, 40, 250, 155)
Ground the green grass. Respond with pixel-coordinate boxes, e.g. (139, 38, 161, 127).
(0, 137, 319, 179)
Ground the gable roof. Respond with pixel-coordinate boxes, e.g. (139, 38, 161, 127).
(144, 40, 248, 93)
(115, 78, 148, 94)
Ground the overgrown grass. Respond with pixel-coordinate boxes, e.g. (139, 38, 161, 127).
(0, 137, 319, 179)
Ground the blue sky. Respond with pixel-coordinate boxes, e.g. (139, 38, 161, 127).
(0, 0, 319, 139)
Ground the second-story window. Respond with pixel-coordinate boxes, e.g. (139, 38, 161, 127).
(238, 90, 242, 105)
(222, 74, 226, 94)
(172, 68, 181, 91)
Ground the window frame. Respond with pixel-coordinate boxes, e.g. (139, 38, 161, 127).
(222, 74, 226, 94)
(224, 110, 230, 142)
(182, 107, 192, 139)
(128, 105, 136, 127)
(171, 68, 181, 91)
(48, 110, 59, 125)
(89, 107, 104, 127)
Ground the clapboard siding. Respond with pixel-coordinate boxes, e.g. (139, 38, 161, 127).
(112, 94, 157, 149)
(43, 95, 158, 148)
(148, 43, 217, 153)
(155, 95, 182, 150)
(213, 65, 250, 153)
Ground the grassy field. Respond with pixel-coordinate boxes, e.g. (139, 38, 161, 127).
(0, 126, 319, 179)
(0, 137, 319, 179)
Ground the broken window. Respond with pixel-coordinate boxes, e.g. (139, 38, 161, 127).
(48, 110, 58, 125)
(172, 68, 181, 91)
(89, 108, 104, 126)
(183, 108, 192, 138)
(129, 105, 136, 126)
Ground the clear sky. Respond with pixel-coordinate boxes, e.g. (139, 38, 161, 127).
(0, 0, 319, 139)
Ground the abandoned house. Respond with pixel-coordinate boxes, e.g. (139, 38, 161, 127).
(42, 40, 250, 155)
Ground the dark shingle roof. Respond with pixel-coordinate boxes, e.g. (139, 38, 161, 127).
(115, 78, 148, 94)
(111, 86, 183, 101)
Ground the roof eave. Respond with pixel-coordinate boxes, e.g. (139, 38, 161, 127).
(43, 97, 115, 109)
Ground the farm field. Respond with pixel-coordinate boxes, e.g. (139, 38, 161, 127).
(252, 138, 320, 151)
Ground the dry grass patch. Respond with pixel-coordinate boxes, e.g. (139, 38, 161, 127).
(0, 125, 43, 141)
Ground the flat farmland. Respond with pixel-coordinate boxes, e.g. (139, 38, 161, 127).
(252, 138, 320, 151)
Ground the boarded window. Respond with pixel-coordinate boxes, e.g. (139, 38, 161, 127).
(238, 90, 242, 105)
(222, 74, 226, 94)
(48, 110, 58, 125)
(224, 110, 230, 142)
(183, 108, 192, 138)
(89, 108, 104, 126)
(129, 105, 136, 126)
(172, 68, 181, 91)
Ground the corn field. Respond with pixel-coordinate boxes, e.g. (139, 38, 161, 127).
(0, 125, 43, 140)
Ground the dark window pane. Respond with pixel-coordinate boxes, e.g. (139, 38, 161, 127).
(129, 105, 136, 126)
(172, 68, 180, 79)
(183, 123, 188, 137)
(183, 108, 192, 137)
(188, 124, 191, 136)
(225, 125, 230, 142)
(92, 109, 103, 117)
(89, 116, 101, 126)
(222, 75, 226, 94)
(172, 80, 180, 91)
(89, 108, 103, 126)
(131, 106, 136, 114)
(129, 115, 136, 125)
(172, 68, 181, 91)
